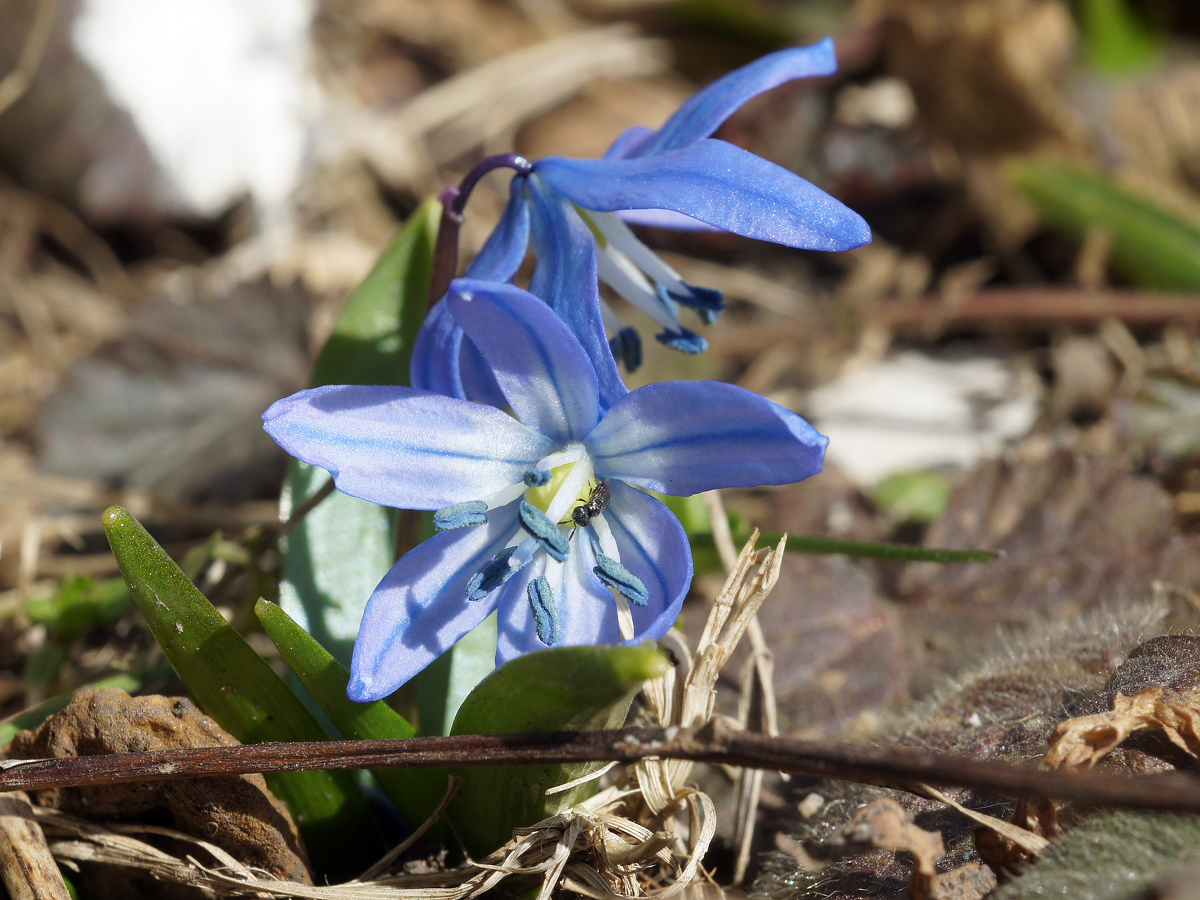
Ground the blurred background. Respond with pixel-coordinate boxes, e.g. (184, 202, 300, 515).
(1, 0, 1199, 821)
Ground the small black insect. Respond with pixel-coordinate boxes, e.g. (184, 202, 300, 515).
(570, 478, 609, 528)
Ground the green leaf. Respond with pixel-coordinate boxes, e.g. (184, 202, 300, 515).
(1077, 0, 1161, 75)
(255, 598, 449, 833)
(449, 644, 669, 854)
(102, 506, 381, 878)
(1008, 158, 1200, 290)
(416, 611, 498, 737)
(769, 533, 998, 564)
(279, 198, 439, 669)
(872, 470, 953, 525)
(25, 576, 132, 640)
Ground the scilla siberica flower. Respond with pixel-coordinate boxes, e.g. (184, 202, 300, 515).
(263, 279, 828, 701)
(412, 37, 870, 403)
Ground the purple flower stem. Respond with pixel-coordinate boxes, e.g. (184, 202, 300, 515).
(427, 154, 533, 308)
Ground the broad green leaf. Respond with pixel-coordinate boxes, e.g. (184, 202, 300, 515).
(416, 611, 497, 737)
(255, 598, 449, 833)
(872, 470, 953, 525)
(280, 197, 440, 668)
(1008, 158, 1200, 290)
(102, 506, 381, 878)
(1078, 0, 1161, 75)
(449, 644, 669, 854)
(0, 673, 143, 748)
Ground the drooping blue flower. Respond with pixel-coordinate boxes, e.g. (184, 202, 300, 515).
(264, 279, 828, 701)
(411, 37, 870, 400)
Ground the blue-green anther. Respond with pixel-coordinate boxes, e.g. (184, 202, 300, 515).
(527, 575, 561, 646)
(523, 467, 552, 487)
(609, 327, 643, 372)
(662, 282, 726, 324)
(593, 554, 648, 606)
(433, 500, 488, 531)
(466, 547, 517, 601)
(518, 500, 569, 562)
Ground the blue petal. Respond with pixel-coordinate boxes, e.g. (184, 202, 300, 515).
(263, 384, 555, 509)
(603, 125, 655, 160)
(494, 538, 622, 664)
(348, 504, 520, 700)
(410, 301, 467, 398)
(602, 481, 690, 643)
(446, 279, 600, 444)
(636, 39, 839, 157)
(587, 381, 828, 495)
(536, 138, 871, 251)
(464, 178, 531, 282)
(525, 177, 628, 412)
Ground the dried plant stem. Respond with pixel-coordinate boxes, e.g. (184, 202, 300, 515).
(6, 723, 1200, 816)
(0, 0, 60, 118)
(0, 790, 71, 900)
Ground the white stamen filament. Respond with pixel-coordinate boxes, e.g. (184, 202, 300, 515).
(597, 248, 678, 330)
(537, 443, 588, 471)
(587, 511, 620, 563)
(480, 481, 526, 510)
(544, 458, 594, 526)
(591, 211, 690, 294)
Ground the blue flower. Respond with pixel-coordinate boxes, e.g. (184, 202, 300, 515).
(411, 38, 870, 401)
(264, 279, 828, 701)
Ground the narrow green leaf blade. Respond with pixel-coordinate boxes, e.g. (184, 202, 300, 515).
(280, 198, 440, 668)
(449, 644, 669, 854)
(1008, 158, 1200, 290)
(255, 598, 449, 831)
(102, 506, 381, 877)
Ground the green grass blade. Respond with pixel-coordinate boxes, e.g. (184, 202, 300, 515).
(255, 598, 449, 832)
(1008, 158, 1200, 290)
(449, 644, 669, 854)
(102, 506, 381, 878)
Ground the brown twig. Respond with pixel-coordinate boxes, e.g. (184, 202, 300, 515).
(5, 723, 1200, 815)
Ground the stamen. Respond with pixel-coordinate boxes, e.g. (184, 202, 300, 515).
(433, 500, 488, 531)
(523, 467, 551, 487)
(466, 547, 518, 601)
(594, 554, 649, 607)
(544, 459, 593, 526)
(519, 501, 569, 562)
(527, 575, 561, 646)
(479, 481, 527, 510)
(537, 444, 588, 471)
(657, 283, 726, 324)
(656, 328, 708, 354)
(609, 327, 643, 372)
(597, 249, 680, 331)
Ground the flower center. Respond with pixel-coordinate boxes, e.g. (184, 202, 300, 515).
(523, 443, 597, 528)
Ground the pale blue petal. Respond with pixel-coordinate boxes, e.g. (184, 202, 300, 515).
(494, 538, 622, 664)
(603, 482, 690, 642)
(410, 301, 467, 398)
(348, 505, 520, 700)
(636, 39, 838, 156)
(263, 384, 554, 509)
(588, 381, 828, 495)
(536, 138, 871, 251)
(456, 339, 509, 409)
(617, 208, 720, 231)
(525, 177, 628, 412)
(446, 279, 600, 443)
(464, 179, 531, 282)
